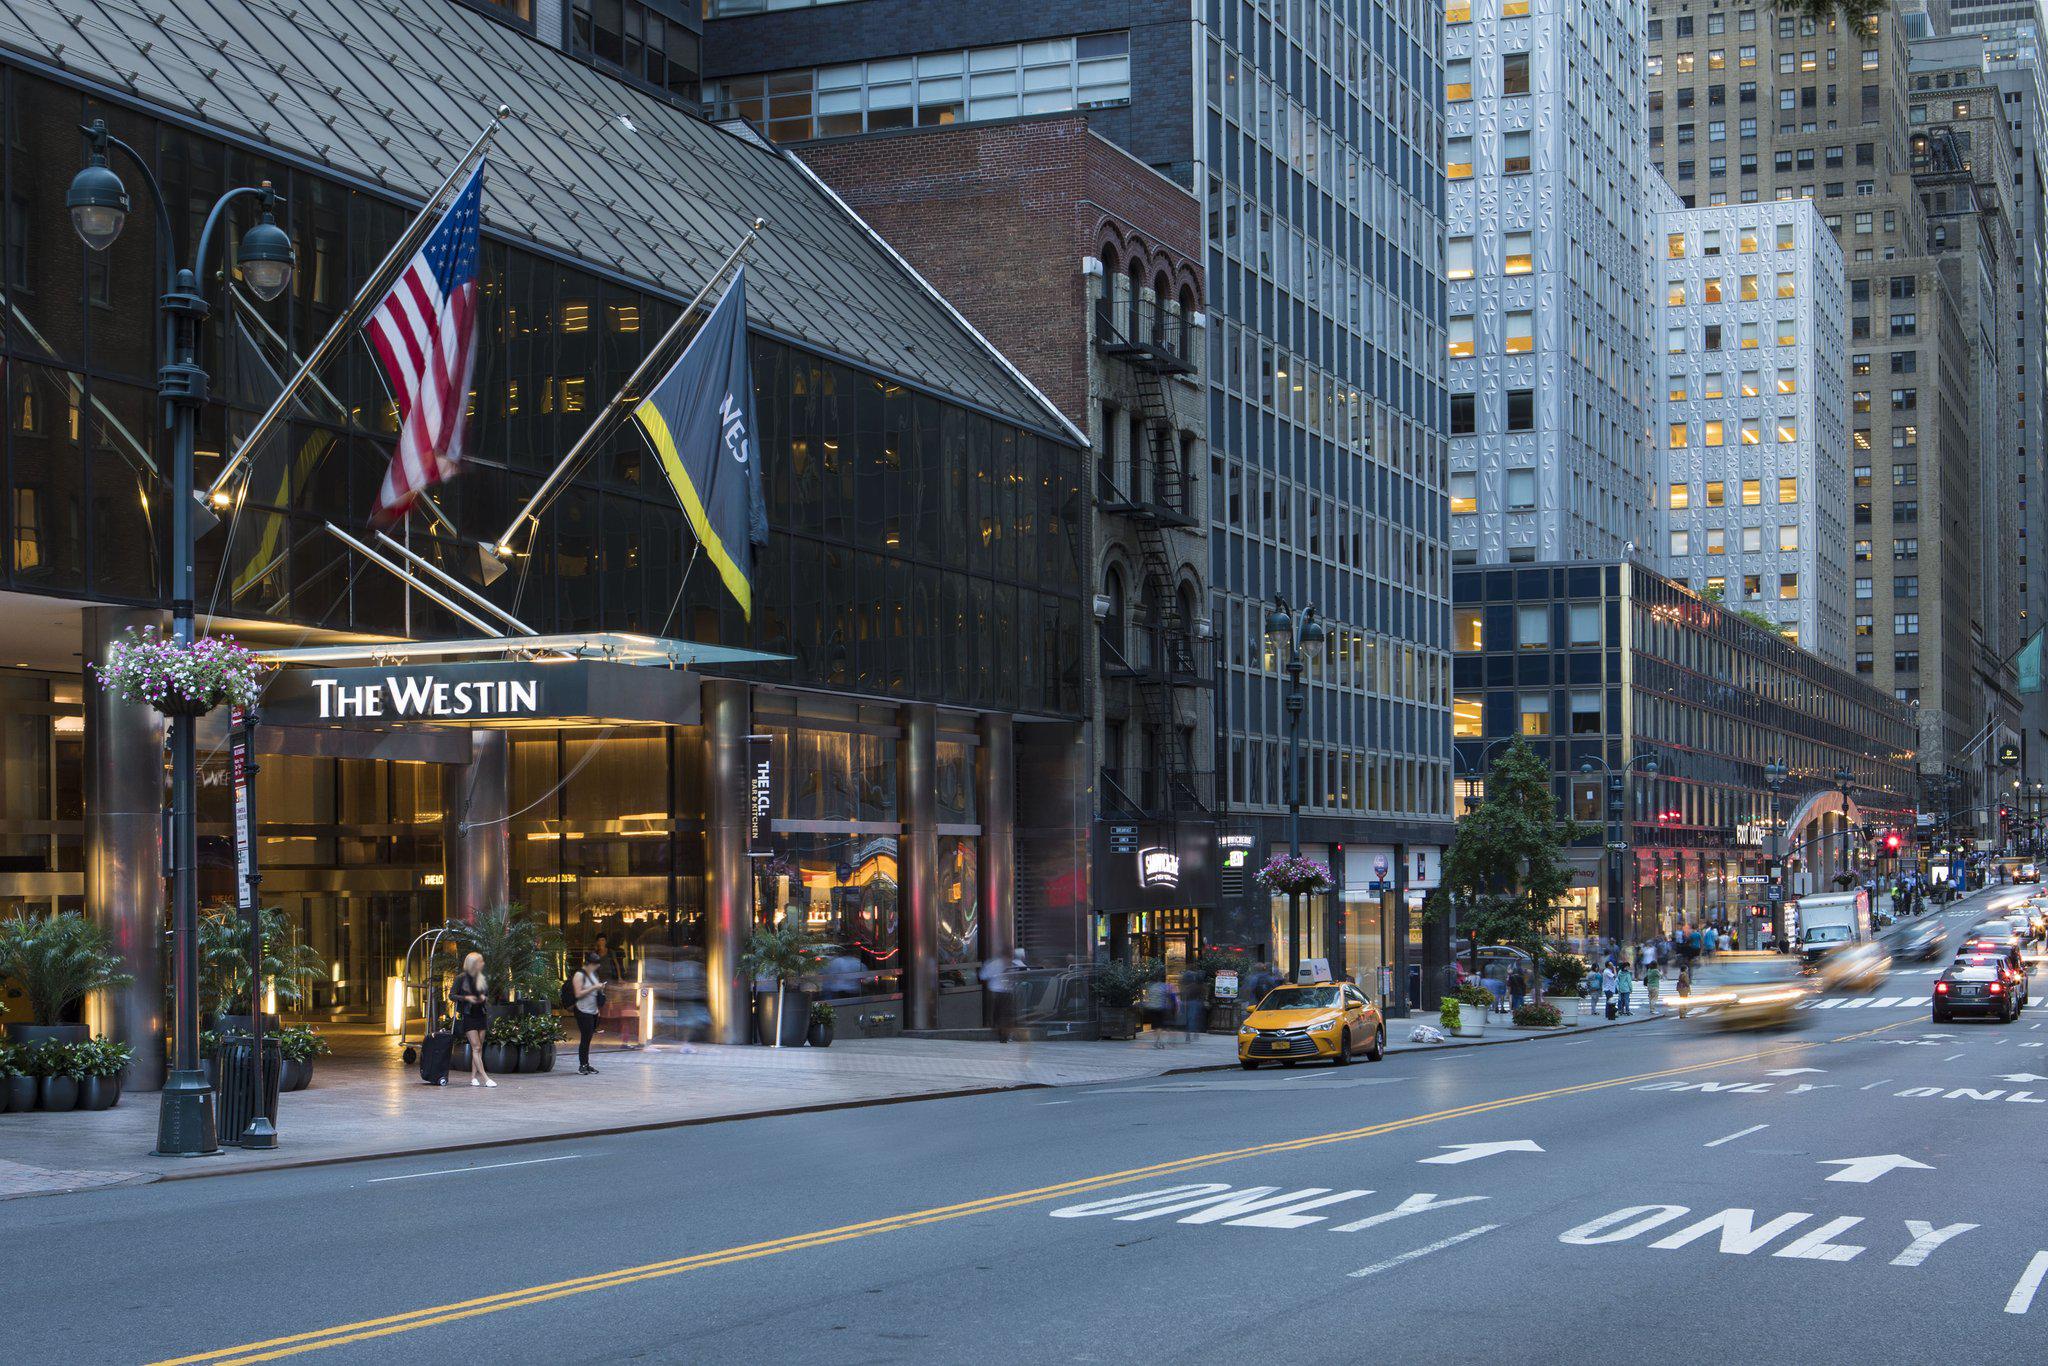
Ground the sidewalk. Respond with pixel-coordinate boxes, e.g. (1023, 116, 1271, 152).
(0, 1002, 1656, 1201)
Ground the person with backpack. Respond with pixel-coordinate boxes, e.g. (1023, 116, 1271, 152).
(565, 951, 605, 1074)
(1643, 961, 1661, 1012)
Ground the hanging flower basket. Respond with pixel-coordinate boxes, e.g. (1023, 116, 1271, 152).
(92, 628, 264, 718)
(1254, 854, 1334, 897)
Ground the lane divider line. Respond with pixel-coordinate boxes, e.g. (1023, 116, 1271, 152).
(153, 1019, 1909, 1366)
(1347, 1222, 1501, 1278)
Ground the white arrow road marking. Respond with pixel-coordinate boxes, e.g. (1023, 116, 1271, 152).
(1819, 1154, 1935, 1183)
(1892, 1220, 1978, 1267)
(1998, 1073, 2048, 1082)
(2006, 1252, 2048, 1314)
(1348, 1223, 1500, 1279)
(1419, 1141, 1545, 1165)
(1704, 1124, 1770, 1148)
(1766, 1068, 1826, 1076)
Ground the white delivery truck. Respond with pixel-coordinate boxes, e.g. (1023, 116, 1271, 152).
(1793, 889, 1871, 970)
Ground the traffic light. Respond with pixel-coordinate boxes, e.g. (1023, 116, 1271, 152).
(1883, 830, 1902, 854)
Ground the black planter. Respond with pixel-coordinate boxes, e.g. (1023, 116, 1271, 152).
(279, 1057, 311, 1092)
(753, 987, 812, 1046)
(1096, 1007, 1138, 1041)
(37, 1075, 78, 1111)
(537, 1042, 556, 1073)
(482, 1042, 518, 1074)
(450, 1039, 473, 1072)
(517, 1046, 544, 1074)
(217, 1014, 282, 1035)
(76, 1075, 119, 1111)
(5, 1023, 87, 1048)
(4, 1074, 33, 1112)
(806, 1020, 834, 1048)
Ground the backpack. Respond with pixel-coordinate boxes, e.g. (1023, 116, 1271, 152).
(559, 973, 578, 1010)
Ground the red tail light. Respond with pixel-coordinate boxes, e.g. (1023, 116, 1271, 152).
(1991, 982, 2005, 994)
(1936, 982, 1950, 993)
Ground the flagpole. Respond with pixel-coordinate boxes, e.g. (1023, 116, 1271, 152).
(201, 106, 511, 507)
(483, 219, 766, 558)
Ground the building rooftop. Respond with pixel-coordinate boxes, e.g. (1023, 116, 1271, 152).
(0, 0, 1075, 439)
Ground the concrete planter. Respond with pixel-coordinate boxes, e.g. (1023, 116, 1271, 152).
(1451, 1020, 1487, 1038)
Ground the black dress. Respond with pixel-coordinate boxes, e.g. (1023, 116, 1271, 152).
(451, 972, 488, 1035)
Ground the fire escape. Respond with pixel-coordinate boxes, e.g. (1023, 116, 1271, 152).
(1095, 298, 1213, 820)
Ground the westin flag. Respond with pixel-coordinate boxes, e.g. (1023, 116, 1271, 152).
(365, 165, 485, 525)
(2018, 626, 2046, 695)
(632, 267, 769, 618)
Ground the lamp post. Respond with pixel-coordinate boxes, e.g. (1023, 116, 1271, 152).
(1835, 762, 1857, 892)
(69, 120, 295, 1157)
(1764, 758, 1789, 950)
(1266, 595, 1323, 981)
(1577, 751, 1660, 949)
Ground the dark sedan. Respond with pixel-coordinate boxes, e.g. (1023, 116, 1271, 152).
(1934, 956, 2023, 1023)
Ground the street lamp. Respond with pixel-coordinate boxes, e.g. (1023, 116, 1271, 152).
(70, 119, 295, 1158)
(1577, 751, 1660, 948)
(1266, 595, 1323, 980)
(1835, 762, 1857, 891)
(1764, 758, 1789, 949)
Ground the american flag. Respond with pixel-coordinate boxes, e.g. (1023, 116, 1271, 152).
(365, 165, 485, 525)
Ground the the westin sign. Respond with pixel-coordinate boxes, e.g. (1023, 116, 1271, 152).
(310, 673, 541, 720)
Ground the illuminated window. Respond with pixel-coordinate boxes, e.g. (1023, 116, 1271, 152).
(1670, 529, 1692, 556)
(1739, 227, 1760, 252)
(1741, 420, 1762, 445)
(1740, 274, 1760, 301)
(1454, 610, 1483, 651)
(1704, 420, 1725, 446)
(1740, 322, 1759, 349)
(1668, 233, 1688, 259)
(1505, 310, 1534, 354)
(1703, 277, 1724, 303)
(1503, 130, 1532, 174)
(1705, 480, 1725, 507)
(1669, 427, 1690, 453)
(1742, 479, 1762, 504)
(1706, 529, 1727, 555)
(1503, 0, 1530, 14)
(1668, 279, 1687, 307)
(1777, 318, 1796, 346)
(1702, 373, 1726, 400)
(1778, 476, 1799, 502)
(1454, 694, 1483, 736)
(1504, 232, 1533, 275)
(1450, 471, 1477, 515)
(560, 301, 590, 332)
(1779, 572, 1799, 600)
(1519, 692, 1551, 736)
(1779, 524, 1800, 551)
(1445, 57, 1472, 102)
(1777, 419, 1798, 443)
(1448, 136, 1474, 180)
(1447, 236, 1475, 281)
(1447, 0, 1472, 22)
(1449, 316, 1475, 358)
(1777, 272, 1796, 298)
(1669, 481, 1691, 507)
(1669, 383, 1689, 402)
(1740, 370, 1760, 397)
(1778, 370, 1797, 395)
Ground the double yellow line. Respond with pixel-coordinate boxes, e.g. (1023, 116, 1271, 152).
(157, 1020, 1905, 1365)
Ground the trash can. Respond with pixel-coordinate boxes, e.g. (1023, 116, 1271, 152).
(216, 1034, 281, 1143)
(1207, 1001, 1242, 1034)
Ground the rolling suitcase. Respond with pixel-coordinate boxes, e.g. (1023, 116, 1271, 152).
(419, 1028, 454, 1086)
(1605, 994, 1618, 1021)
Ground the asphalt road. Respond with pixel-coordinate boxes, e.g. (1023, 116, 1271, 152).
(6, 887, 2045, 1366)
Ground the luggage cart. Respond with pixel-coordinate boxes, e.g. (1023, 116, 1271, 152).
(397, 925, 459, 1065)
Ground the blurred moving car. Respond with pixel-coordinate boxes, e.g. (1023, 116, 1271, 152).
(1238, 982, 1385, 1068)
(1934, 954, 2023, 1022)
(1885, 917, 1946, 962)
(1677, 957, 1816, 1029)
(2021, 863, 2040, 883)
(1817, 941, 1892, 993)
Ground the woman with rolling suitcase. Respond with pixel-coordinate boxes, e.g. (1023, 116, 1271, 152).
(451, 952, 495, 1088)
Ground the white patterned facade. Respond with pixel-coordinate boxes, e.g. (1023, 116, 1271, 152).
(1653, 199, 1851, 666)
(1445, 0, 1654, 565)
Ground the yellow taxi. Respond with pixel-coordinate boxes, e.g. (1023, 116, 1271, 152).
(1238, 981, 1385, 1068)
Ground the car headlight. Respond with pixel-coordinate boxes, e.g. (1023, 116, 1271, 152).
(1308, 1017, 1339, 1033)
(1238, 1023, 1256, 1035)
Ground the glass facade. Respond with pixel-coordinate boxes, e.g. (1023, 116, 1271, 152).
(1453, 562, 1917, 943)
(0, 64, 1082, 718)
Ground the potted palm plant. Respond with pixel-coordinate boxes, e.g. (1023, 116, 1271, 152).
(92, 626, 264, 717)
(741, 923, 827, 1048)
(197, 905, 329, 1031)
(448, 905, 562, 1016)
(276, 1025, 330, 1091)
(1088, 960, 1146, 1040)
(72, 1037, 131, 1110)
(0, 910, 133, 1046)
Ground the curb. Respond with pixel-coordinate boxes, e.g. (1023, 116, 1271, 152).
(15, 1006, 1667, 1197)
(1154, 1004, 1665, 1076)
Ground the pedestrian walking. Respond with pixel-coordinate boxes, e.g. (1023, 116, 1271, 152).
(1507, 966, 1528, 1014)
(1616, 964, 1634, 1015)
(980, 947, 1020, 1043)
(450, 951, 494, 1088)
(571, 950, 604, 1074)
(1143, 976, 1174, 1048)
(1676, 965, 1692, 1019)
(673, 952, 707, 1053)
(1179, 967, 1204, 1041)
(1599, 961, 1618, 1016)
(1644, 961, 1661, 1011)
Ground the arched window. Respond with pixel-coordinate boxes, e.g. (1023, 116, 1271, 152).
(1150, 269, 1172, 344)
(1177, 284, 1198, 358)
(1124, 261, 1143, 339)
(1102, 566, 1127, 657)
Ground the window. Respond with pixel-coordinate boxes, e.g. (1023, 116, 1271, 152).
(1895, 651, 1919, 674)
(1669, 426, 1690, 452)
(1671, 529, 1692, 557)
(1668, 481, 1691, 508)
(1504, 232, 1533, 275)
(1894, 538, 1918, 560)
(1447, 236, 1475, 281)
(1778, 525, 1799, 551)
(1742, 479, 1762, 504)
(1894, 500, 1918, 523)
(1453, 693, 1482, 736)
(1703, 277, 1724, 303)
(1855, 576, 1873, 600)
(1448, 136, 1474, 179)
(1568, 603, 1600, 646)
(1854, 539, 1871, 561)
(1894, 612, 1920, 636)
(1447, 0, 1471, 22)
(1777, 369, 1797, 395)
(573, 0, 702, 102)
(1703, 373, 1726, 399)
(1777, 418, 1798, 443)
(1668, 233, 1688, 259)
(1896, 575, 1919, 598)
(1706, 528, 1727, 555)
(1743, 573, 1763, 596)
(1667, 280, 1687, 308)
(1705, 480, 1726, 507)
(1506, 389, 1535, 432)
(1777, 272, 1796, 298)
(1505, 310, 1534, 353)
(1454, 609, 1483, 651)
(1741, 370, 1761, 398)
(1517, 604, 1550, 647)
(1450, 393, 1476, 436)
(1667, 327, 1687, 355)
(1704, 323, 1724, 350)
(1446, 57, 1472, 102)
(1506, 469, 1536, 511)
(1449, 471, 1477, 514)
(1741, 419, 1762, 445)
(1502, 52, 1531, 96)
(1449, 316, 1475, 358)
(1742, 526, 1763, 553)
(1519, 692, 1551, 737)
(1778, 318, 1797, 346)
(1740, 321, 1760, 348)
(1669, 383, 1689, 402)
(1779, 572, 1799, 600)
(1704, 419, 1725, 447)
(1778, 476, 1798, 503)
(1856, 613, 1873, 636)
(1856, 651, 1873, 673)
(1503, 130, 1532, 175)
(1892, 462, 1917, 487)
(1570, 691, 1602, 735)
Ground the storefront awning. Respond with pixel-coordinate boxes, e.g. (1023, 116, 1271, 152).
(254, 632, 783, 670)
